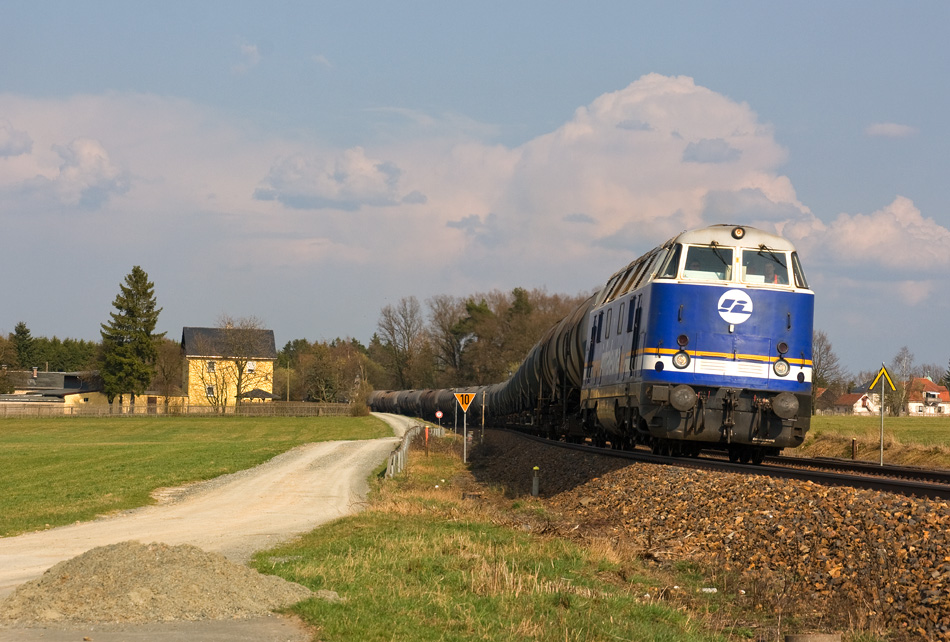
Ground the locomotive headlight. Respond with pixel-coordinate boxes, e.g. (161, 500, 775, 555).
(773, 358, 791, 377)
(672, 350, 691, 369)
(731, 226, 746, 239)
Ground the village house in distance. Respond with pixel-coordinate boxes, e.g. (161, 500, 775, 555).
(181, 326, 278, 409)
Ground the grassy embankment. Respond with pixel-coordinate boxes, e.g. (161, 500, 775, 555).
(800, 415, 950, 468)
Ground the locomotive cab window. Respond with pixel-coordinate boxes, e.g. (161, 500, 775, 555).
(656, 244, 682, 279)
(741, 247, 789, 285)
(791, 252, 809, 289)
(682, 245, 733, 281)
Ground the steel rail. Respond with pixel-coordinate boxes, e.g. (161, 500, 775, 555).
(497, 429, 950, 501)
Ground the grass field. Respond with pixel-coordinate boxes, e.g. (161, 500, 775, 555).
(0, 415, 390, 537)
(804, 415, 950, 467)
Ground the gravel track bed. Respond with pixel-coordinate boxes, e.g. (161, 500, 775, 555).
(471, 430, 950, 641)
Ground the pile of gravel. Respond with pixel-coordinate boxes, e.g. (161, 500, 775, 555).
(0, 541, 313, 625)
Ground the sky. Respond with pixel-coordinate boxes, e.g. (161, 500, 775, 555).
(1, 1, 948, 378)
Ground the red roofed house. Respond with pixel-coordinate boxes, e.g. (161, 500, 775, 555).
(905, 378, 950, 415)
(834, 392, 876, 415)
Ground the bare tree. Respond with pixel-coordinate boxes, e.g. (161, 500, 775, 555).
(888, 346, 916, 416)
(217, 315, 274, 406)
(376, 297, 428, 389)
(811, 330, 848, 411)
(426, 294, 468, 386)
(152, 337, 184, 412)
(919, 362, 944, 383)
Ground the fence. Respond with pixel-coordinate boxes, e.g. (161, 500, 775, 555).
(386, 424, 445, 478)
(0, 401, 353, 418)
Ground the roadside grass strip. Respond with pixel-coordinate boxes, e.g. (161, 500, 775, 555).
(255, 441, 730, 642)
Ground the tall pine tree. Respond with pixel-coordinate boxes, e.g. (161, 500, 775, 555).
(12, 322, 36, 369)
(99, 266, 164, 408)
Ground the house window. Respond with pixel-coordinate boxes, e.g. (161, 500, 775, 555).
(207, 361, 216, 373)
(247, 361, 256, 373)
(206, 385, 215, 397)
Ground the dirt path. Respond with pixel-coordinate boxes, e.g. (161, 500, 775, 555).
(0, 412, 415, 641)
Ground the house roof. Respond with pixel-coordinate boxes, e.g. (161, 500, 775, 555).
(834, 393, 867, 407)
(239, 388, 280, 400)
(906, 378, 950, 403)
(9, 371, 102, 398)
(181, 327, 277, 360)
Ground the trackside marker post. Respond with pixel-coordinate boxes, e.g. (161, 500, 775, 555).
(869, 364, 896, 466)
(455, 393, 474, 463)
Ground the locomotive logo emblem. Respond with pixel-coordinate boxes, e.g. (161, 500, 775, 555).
(717, 289, 753, 324)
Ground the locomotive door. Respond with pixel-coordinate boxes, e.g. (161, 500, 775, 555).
(628, 295, 642, 376)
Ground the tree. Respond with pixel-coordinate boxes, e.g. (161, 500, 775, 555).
(0, 334, 15, 393)
(811, 330, 847, 412)
(944, 358, 950, 391)
(12, 322, 35, 369)
(151, 338, 185, 411)
(426, 294, 468, 386)
(99, 266, 164, 408)
(376, 296, 429, 389)
(215, 315, 274, 409)
(887, 346, 916, 416)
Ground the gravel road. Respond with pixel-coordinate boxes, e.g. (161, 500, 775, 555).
(0, 413, 413, 642)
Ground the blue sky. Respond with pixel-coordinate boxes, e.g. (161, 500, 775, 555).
(1, 1, 948, 377)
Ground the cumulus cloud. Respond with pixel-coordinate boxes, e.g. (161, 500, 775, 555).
(15, 138, 130, 209)
(785, 196, 950, 275)
(0, 120, 32, 157)
(254, 147, 409, 210)
(865, 122, 918, 138)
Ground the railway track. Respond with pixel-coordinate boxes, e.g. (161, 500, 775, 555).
(499, 429, 950, 500)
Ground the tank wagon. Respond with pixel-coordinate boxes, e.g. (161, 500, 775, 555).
(370, 224, 814, 464)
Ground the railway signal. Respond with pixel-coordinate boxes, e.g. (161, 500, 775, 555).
(871, 364, 896, 466)
(455, 393, 474, 463)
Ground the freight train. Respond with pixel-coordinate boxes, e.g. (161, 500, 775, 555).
(370, 224, 814, 464)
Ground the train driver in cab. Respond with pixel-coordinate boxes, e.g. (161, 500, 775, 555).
(745, 254, 788, 285)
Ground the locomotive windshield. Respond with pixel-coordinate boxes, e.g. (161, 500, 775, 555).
(682, 245, 733, 282)
(741, 247, 789, 284)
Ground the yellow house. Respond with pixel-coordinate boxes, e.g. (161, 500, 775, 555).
(181, 326, 278, 410)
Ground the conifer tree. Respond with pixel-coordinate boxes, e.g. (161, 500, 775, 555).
(99, 266, 164, 407)
(12, 322, 35, 369)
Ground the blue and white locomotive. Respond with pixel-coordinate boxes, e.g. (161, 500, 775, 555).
(369, 224, 814, 463)
(577, 224, 813, 462)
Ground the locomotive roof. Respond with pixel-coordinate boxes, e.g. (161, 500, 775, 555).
(671, 224, 797, 251)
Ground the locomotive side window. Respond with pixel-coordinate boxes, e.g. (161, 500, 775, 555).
(741, 248, 789, 285)
(605, 308, 612, 338)
(791, 252, 809, 288)
(682, 245, 733, 281)
(656, 244, 682, 279)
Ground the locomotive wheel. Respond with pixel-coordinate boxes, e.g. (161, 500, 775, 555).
(750, 449, 765, 465)
(727, 447, 740, 463)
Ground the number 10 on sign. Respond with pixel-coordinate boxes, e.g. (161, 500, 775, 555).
(455, 393, 474, 462)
